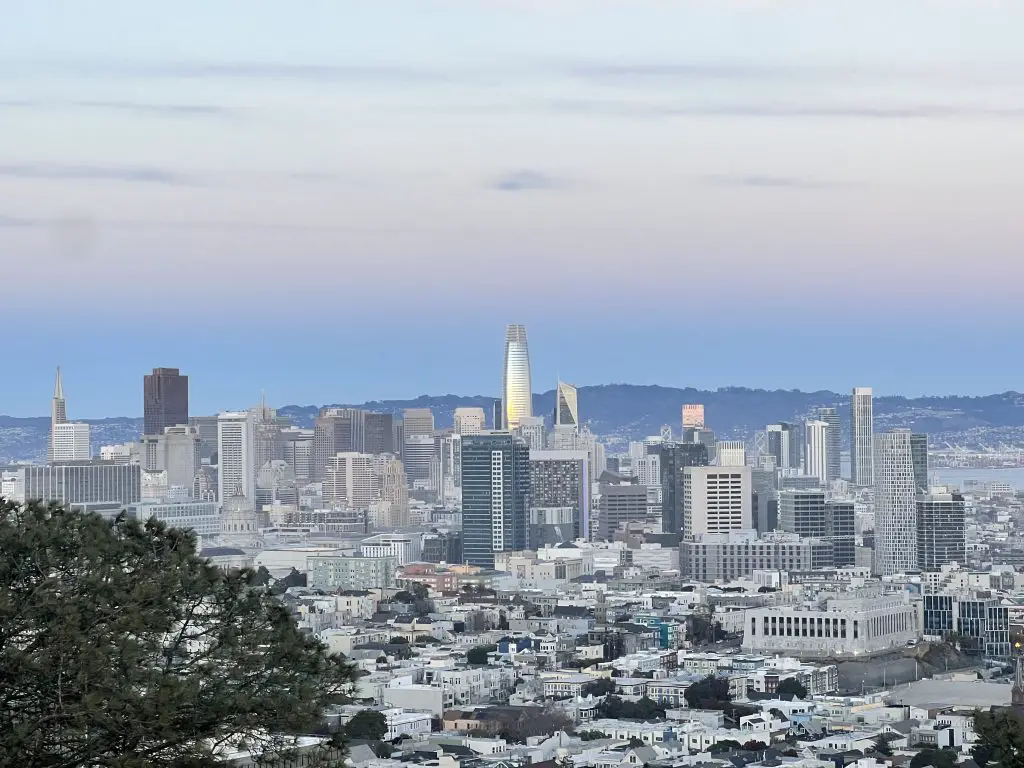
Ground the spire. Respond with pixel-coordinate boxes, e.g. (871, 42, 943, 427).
(54, 366, 64, 400)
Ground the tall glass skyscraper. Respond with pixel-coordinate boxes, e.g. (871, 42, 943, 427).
(554, 381, 579, 429)
(461, 433, 530, 568)
(502, 324, 532, 430)
(851, 387, 874, 486)
(874, 429, 917, 575)
(815, 406, 841, 483)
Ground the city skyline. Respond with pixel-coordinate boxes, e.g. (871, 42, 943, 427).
(4, 1, 1024, 414)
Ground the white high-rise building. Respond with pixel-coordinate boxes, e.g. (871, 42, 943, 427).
(555, 381, 579, 429)
(716, 440, 746, 467)
(453, 407, 486, 436)
(323, 452, 375, 510)
(502, 323, 532, 430)
(874, 429, 918, 576)
(852, 387, 874, 486)
(803, 420, 829, 484)
(51, 422, 91, 462)
(217, 411, 255, 504)
(683, 466, 752, 537)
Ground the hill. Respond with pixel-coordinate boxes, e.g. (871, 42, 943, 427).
(3, 385, 1024, 462)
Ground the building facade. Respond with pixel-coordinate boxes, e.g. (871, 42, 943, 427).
(658, 442, 710, 536)
(874, 429, 918, 575)
(681, 529, 834, 582)
(598, 479, 648, 540)
(917, 492, 966, 570)
(683, 466, 752, 537)
(454, 407, 486, 436)
(217, 411, 256, 504)
(803, 420, 829, 483)
(461, 433, 530, 568)
(743, 595, 919, 659)
(502, 324, 532, 430)
(13, 461, 141, 506)
(143, 367, 189, 437)
(815, 406, 841, 484)
(555, 381, 579, 429)
(51, 422, 91, 462)
(530, 449, 590, 542)
(851, 387, 874, 486)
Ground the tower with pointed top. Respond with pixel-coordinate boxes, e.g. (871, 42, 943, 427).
(554, 381, 579, 430)
(502, 324, 532, 431)
(48, 366, 67, 462)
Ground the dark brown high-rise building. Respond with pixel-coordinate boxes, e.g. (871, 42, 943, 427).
(143, 368, 189, 437)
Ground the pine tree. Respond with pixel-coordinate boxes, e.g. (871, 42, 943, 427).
(0, 499, 356, 767)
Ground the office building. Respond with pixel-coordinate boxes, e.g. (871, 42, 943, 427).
(716, 440, 745, 467)
(423, 531, 463, 563)
(851, 387, 874, 486)
(779, 489, 826, 538)
(188, 415, 219, 458)
(598, 476, 648, 540)
(917, 492, 966, 570)
(803, 420, 829, 483)
(375, 455, 409, 528)
(48, 366, 68, 462)
(825, 500, 856, 567)
(555, 381, 579, 429)
(683, 466, 752, 537)
(360, 533, 422, 566)
(874, 429, 918, 575)
(922, 593, 1009, 659)
(911, 432, 929, 493)
(658, 442, 710, 536)
(454, 407, 486, 436)
(402, 408, 434, 437)
(461, 433, 530, 568)
(313, 409, 366, 479)
(364, 411, 395, 455)
(308, 555, 397, 591)
(502, 323, 532, 430)
(815, 406, 841, 483)
(682, 404, 705, 430)
(323, 452, 376, 510)
(682, 530, 833, 582)
(403, 434, 436, 484)
(51, 422, 91, 462)
(143, 367, 189, 437)
(10, 461, 141, 506)
(515, 415, 546, 451)
(492, 398, 503, 431)
(139, 425, 200, 492)
(766, 423, 800, 470)
(217, 411, 256, 504)
(530, 449, 590, 542)
(280, 427, 314, 483)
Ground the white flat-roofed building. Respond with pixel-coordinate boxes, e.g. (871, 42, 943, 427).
(360, 532, 422, 565)
(52, 422, 91, 462)
(743, 594, 920, 659)
(130, 499, 220, 539)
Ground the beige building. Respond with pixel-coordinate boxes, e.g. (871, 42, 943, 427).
(683, 466, 752, 537)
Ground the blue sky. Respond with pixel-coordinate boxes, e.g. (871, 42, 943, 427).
(3, 1, 1024, 416)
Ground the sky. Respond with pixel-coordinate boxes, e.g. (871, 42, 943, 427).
(3, 1, 1024, 416)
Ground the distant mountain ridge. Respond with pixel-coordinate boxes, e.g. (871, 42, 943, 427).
(4, 384, 1024, 462)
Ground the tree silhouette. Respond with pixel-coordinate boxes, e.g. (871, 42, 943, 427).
(0, 500, 354, 766)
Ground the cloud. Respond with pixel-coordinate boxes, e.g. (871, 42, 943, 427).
(701, 174, 849, 189)
(544, 99, 1024, 120)
(0, 99, 237, 118)
(0, 163, 198, 185)
(491, 170, 563, 191)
